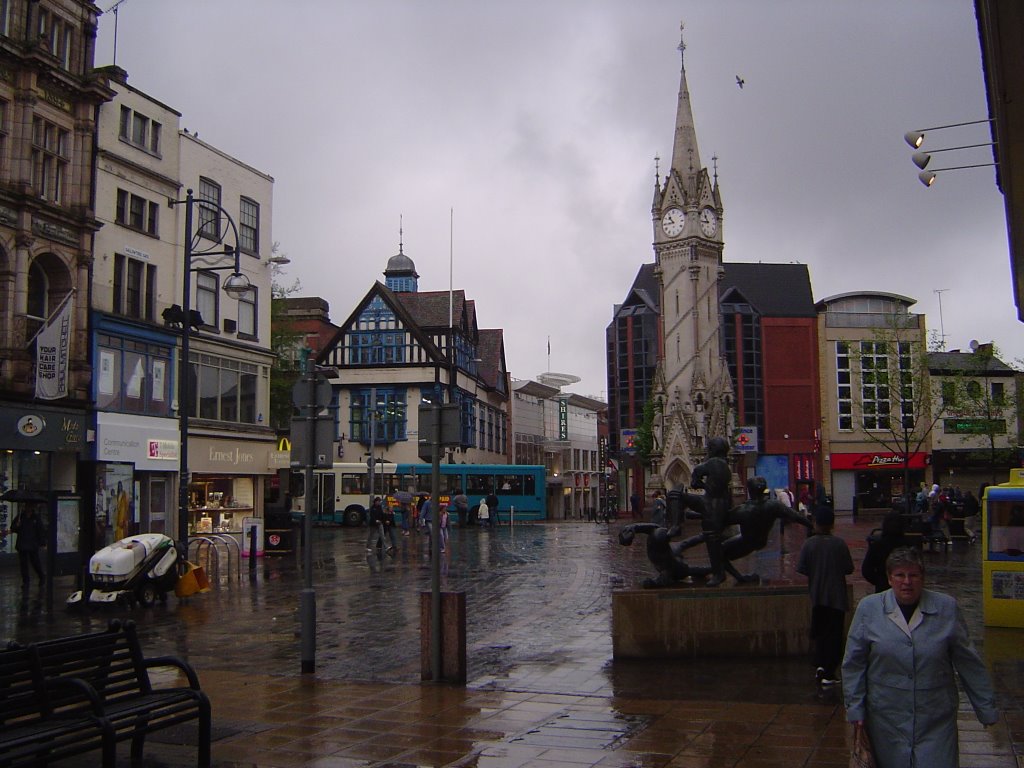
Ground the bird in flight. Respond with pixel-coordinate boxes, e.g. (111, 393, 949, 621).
(736, 75, 745, 89)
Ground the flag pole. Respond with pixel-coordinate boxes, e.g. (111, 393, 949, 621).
(25, 288, 76, 347)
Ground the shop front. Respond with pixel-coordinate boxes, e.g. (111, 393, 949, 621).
(0, 402, 86, 574)
(829, 451, 929, 513)
(93, 412, 179, 547)
(185, 435, 280, 539)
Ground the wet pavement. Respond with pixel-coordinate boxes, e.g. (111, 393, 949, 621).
(2, 517, 1022, 767)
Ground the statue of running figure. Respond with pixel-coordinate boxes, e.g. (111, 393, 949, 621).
(683, 436, 733, 586)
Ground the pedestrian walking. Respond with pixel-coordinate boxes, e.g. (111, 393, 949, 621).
(861, 511, 909, 593)
(842, 546, 997, 768)
(477, 498, 490, 528)
(650, 490, 667, 526)
(365, 497, 386, 554)
(10, 504, 46, 587)
(630, 492, 642, 520)
(796, 507, 853, 688)
(439, 504, 449, 553)
(381, 499, 397, 553)
(962, 489, 981, 542)
(452, 488, 469, 527)
(485, 490, 499, 527)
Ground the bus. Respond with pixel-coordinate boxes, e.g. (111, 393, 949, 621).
(290, 462, 546, 525)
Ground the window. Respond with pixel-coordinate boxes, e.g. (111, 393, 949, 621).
(188, 353, 258, 424)
(38, 9, 71, 69)
(197, 177, 221, 240)
(238, 287, 257, 338)
(0, 99, 7, 169)
(992, 382, 1005, 406)
(195, 271, 218, 328)
(836, 341, 852, 430)
(860, 341, 890, 430)
(95, 334, 172, 416)
(239, 197, 259, 254)
(31, 117, 69, 203)
(118, 106, 161, 154)
(112, 254, 156, 321)
(347, 297, 406, 364)
(350, 388, 406, 445)
(941, 380, 956, 408)
(0, 0, 10, 37)
(115, 189, 159, 235)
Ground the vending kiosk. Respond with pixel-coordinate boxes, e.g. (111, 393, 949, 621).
(982, 469, 1024, 628)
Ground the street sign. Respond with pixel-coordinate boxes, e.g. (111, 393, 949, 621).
(290, 417, 335, 469)
(417, 404, 461, 462)
(292, 376, 333, 409)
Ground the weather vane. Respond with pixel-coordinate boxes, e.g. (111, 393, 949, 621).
(678, 21, 686, 56)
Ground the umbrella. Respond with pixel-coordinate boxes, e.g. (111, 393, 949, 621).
(0, 489, 48, 504)
(394, 491, 414, 505)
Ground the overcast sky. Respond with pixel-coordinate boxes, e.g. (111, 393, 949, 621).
(94, 0, 1017, 398)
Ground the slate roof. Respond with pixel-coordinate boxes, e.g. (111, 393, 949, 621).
(719, 262, 817, 317)
(613, 263, 660, 316)
(928, 350, 1017, 375)
(476, 328, 506, 390)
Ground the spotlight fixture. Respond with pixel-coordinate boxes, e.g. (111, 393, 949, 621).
(903, 118, 993, 149)
(918, 163, 996, 187)
(912, 142, 995, 170)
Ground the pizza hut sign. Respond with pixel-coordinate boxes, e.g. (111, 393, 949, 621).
(830, 452, 929, 471)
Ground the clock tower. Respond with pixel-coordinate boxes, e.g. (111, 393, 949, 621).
(652, 26, 733, 489)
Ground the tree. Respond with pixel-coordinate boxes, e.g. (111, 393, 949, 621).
(933, 343, 1021, 485)
(843, 312, 942, 509)
(634, 396, 662, 472)
(268, 243, 303, 431)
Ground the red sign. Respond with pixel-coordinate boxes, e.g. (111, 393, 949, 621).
(830, 452, 929, 471)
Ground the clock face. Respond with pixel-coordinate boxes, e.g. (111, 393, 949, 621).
(699, 208, 718, 237)
(661, 208, 686, 237)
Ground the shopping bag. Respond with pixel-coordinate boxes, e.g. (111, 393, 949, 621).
(849, 723, 876, 768)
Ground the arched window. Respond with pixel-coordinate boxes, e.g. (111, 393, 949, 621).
(27, 261, 47, 320)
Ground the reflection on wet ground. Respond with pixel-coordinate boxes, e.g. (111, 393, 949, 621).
(2, 518, 1021, 767)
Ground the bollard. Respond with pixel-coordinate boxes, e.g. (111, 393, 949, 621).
(249, 524, 258, 572)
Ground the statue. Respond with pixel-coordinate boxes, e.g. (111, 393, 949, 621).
(718, 476, 813, 583)
(685, 436, 733, 586)
(618, 523, 710, 589)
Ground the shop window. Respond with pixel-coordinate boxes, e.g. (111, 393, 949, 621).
(95, 334, 171, 416)
(188, 352, 260, 425)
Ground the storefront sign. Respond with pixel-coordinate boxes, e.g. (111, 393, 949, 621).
(1, 405, 84, 451)
(733, 426, 758, 454)
(189, 436, 279, 475)
(95, 412, 179, 470)
(830, 452, 929, 471)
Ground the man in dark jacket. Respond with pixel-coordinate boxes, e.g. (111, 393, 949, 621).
(11, 504, 46, 587)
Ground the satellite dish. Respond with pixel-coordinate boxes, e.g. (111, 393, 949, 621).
(969, 339, 979, 351)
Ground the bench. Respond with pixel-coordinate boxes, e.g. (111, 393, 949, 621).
(1, 620, 210, 767)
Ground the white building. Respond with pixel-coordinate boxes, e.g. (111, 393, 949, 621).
(91, 68, 279, 544)
(511, 374, 605, 519)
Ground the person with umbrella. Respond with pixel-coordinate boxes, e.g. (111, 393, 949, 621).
(8, 496, 46, 587)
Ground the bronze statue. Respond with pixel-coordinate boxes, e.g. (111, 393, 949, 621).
(685, 436, 733, 586)
(618, 523, 710, 589)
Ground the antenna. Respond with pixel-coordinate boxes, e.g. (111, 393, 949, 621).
(104, 0, 130, 67)
(934, 288, 949, 350)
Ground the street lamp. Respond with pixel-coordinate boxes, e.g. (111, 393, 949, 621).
(170, 189, 252, 553)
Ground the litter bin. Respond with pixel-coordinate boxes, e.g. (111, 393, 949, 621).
(264, 511, 295, 555)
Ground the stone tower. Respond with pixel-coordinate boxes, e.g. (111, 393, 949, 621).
(651, 28, 733, 489)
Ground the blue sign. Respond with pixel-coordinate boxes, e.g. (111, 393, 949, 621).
(733, 426, 758, 454)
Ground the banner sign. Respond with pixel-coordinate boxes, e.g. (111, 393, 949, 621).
(35, 299, 72, 400)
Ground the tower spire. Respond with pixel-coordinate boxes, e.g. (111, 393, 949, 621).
(669, 21, 702, 183)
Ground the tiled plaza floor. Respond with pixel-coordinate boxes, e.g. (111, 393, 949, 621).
(2, 517, 1021, 767)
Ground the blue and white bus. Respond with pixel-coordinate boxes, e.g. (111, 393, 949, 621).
(290, 462, 546, 525)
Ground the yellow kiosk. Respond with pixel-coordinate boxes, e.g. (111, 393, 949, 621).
(982, 468, 1024, 628)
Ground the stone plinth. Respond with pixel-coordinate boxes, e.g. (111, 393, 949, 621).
(612, 583, 818, 659)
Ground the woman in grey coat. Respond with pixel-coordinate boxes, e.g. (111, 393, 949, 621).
(842, 547, 997, 768)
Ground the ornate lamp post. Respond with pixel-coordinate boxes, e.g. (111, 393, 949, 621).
(170, 189, 252, 553)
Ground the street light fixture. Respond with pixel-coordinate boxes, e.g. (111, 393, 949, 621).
(170, 188, 252, 553)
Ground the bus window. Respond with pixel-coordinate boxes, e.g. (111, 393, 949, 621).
(467, 473, 491, 494)
(497, 474, 523, 495)
(318, 473, 335, 516)
(341, 473, 365, 495)
(381, 474, 403, 495)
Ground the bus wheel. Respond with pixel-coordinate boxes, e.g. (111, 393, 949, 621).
(345, 507, 365, 526)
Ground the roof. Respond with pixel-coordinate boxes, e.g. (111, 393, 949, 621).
(927, 350, 1017, 375)
(476, 328, 505, 389)
(815, 290, 916, 310)
(719, 263, 817, 317)
(613, 263, 660, 317)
